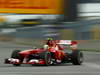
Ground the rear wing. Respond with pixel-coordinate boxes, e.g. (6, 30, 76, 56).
(55, 40, 77, 45)
(57, 40, 71, 45)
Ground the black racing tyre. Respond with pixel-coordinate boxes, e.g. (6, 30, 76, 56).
(44, 52, 51, 66)
(11, 50, 21, 66)
(39, 51, 51, 66)
(71, 50, 83, 65)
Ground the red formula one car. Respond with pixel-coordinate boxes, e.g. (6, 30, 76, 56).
(5, 40, 83, 66)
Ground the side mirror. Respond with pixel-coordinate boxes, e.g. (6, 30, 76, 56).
(43, 45, 49, 50)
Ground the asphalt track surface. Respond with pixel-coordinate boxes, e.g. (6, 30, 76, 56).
(0, 42, 100, 75)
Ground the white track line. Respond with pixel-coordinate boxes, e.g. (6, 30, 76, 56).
(0, 72, 100, 74)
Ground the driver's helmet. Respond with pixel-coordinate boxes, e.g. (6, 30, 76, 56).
(47, 37, 53, 41)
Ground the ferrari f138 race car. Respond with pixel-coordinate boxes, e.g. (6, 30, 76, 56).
(5, 40, 83, 66)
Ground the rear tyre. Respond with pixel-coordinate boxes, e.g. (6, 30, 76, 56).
(71, 50, 83, 65)
(11, 50, 21, 66)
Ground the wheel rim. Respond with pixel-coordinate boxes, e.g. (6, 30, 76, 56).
(78, 52, 83, 63)
(45, 53, 51, 65)
(47, 54, 51, 64)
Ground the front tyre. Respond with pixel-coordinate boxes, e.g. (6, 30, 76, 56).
(40, 51, 51, 66)
(44, 52, 51, 66)
(71, 50, 83, 65)
(11, 50, 21, 66)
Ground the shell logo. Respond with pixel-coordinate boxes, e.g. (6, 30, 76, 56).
(0, 0, 63, 14)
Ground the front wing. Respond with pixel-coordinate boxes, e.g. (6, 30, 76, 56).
(5, 58, 45, 65)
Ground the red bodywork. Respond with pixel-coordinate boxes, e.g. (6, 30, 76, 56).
(19, 48, 44, 57)
(5, 40, 78, 65)
(19, 48, 46, 65)
(17, 47, 65, 64)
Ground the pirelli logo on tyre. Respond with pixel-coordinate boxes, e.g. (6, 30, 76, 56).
(0, 0, 63, 14)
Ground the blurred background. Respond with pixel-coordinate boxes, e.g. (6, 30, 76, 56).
(0, 0, 100, 50)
